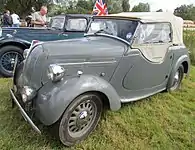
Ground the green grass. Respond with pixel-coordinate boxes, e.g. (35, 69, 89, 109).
(184, 30, 195, 65)
(0, 67, 195, 150)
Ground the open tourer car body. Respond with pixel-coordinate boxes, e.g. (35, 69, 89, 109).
(10, 12, 190, 147)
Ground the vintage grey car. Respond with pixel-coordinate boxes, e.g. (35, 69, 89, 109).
(10, 12, 190, 147)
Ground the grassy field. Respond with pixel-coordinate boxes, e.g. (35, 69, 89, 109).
(184, 30, 195, 65)
(0, 31, 195, 150)
(0, 69, 194, 150)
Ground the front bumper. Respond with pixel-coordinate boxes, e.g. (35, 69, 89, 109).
(10, 88, 41, 134)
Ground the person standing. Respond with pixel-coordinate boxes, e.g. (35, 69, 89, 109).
(2, 10, 13, 27)
(31, 6, 48, 27)
(11, 12, 20, 27)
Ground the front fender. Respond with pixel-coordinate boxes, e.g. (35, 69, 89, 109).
(36, 75, 121, 125)
(0, 37, 31, 49)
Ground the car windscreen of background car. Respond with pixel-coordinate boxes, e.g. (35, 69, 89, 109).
(66, 18, 87, 31)
(87, 18, 138, 42)
(49, 17, 65, 30)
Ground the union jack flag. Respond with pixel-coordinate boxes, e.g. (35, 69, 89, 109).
(92, 0, 108, 16)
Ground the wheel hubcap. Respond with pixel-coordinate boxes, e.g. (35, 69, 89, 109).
(171, 69, 181, 89)
(0, 52, 23, 73)
(174, 71, 179, 81)
(68, 100, 96, 137)
(79, 110, 88, 119)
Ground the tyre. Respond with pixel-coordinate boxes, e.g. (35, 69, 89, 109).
(0, 45, 24, 77)
(167, 65, 184, 92)
(54, 93, 103, 147)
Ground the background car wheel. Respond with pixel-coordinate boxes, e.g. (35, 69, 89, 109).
(54, 93, 103, 147)
(168, 65, 184, 92)
(0, 46, 24, 77)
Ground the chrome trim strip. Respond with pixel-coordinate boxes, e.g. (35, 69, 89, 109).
(169, 45, 186, 50)
(57, 60, 117, 66)
(120, 88, 166, 103)
(84, 33, 131, 45)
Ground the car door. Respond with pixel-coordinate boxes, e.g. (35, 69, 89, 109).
(121, 22, 174, 97)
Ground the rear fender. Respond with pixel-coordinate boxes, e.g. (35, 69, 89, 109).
(167, 54, 190, 88)
(36, 75, 121, 125)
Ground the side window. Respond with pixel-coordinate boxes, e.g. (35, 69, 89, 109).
(134, 23, 172, 44)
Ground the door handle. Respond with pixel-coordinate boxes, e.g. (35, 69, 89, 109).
(58, 33, 68, 37)
(61, 33, 68, 37)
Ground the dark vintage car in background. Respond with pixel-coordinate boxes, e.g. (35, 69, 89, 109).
(0, 14, 92, 77)
(10, 12, 190, 147)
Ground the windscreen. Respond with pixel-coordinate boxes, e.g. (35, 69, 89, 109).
(49, 17, 65, 30)
(87, 18, 138, 42)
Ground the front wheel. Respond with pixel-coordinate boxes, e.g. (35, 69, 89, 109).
(55, 93, 103, 147)
(0, 46, 24, 77)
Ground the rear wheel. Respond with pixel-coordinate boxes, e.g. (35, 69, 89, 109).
(0, 46, 24, 77)
(168, 65, 184, 91)
(54, 93, 103, 147)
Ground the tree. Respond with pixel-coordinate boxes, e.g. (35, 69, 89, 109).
(47, 4, 66, 16)
(105, 0, 123, 13)
(4, 0, 52, 18)
(131, 2, 150, 12)
(0, 0, 7, 12)
(174, 4, 195, 21)
(122, 0, 130, 12)
(66, 0, 94, 14)
(41, 0, 94, 16)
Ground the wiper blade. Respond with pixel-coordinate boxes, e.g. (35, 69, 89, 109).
(144, 40, 165, 44)
(94, 29, 110, 35)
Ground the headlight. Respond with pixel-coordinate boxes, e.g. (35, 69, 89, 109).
(47, 64, 65, 82)
(21, 86, 36, 103)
